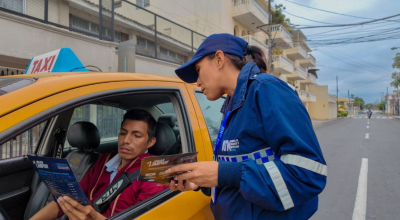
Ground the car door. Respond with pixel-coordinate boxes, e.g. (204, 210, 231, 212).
(0, 122, 48, 220)
(0, 80, 213, 220)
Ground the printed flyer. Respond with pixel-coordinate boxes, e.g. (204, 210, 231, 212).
(138, 152, 198, 184)
(27, 155, 91, 205)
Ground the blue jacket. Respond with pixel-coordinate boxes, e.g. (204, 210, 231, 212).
(212, 62, 327, 220)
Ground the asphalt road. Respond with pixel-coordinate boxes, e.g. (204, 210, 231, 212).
(310, 113, 400, 220)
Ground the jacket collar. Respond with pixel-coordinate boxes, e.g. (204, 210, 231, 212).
(231, 62, 261, 111)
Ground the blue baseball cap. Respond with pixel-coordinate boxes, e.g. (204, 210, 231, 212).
(175, 33, 248, 83)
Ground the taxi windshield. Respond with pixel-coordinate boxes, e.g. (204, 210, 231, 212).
(0, 78, 35, 96)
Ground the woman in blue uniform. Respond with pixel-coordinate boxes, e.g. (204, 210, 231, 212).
(165, 33, 327, 220)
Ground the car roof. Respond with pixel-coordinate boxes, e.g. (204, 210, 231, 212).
(0, 72, 187, 117)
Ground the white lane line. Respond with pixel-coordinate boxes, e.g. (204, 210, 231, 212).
(365, 133, 369, 139)
(352, 158, 368, 220)
(377, 117, 381, 118)
(383, 117, 387, 119)
(366, 126, 369, 129)
(367, 122, 369, 124)
(389, 117, 393, 119)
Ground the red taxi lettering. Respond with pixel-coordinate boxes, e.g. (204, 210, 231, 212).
(47, 55, 56, 71)
(31, 60, 39, 73)
(39, 56, 52, 72)
(33, 59, 43, 73)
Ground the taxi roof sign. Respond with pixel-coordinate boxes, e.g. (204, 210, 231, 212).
(25, 48, 88, 74)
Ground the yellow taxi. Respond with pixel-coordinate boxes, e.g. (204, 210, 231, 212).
(0, 71, 224, 219)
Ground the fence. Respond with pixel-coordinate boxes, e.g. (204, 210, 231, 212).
(0, 122, 47, 159)
(0, 0, 207, 66)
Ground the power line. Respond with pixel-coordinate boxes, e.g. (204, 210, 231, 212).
(294, 13, 400, 29)
(283, 0, 400, 23)
(283, 11, 339, 25)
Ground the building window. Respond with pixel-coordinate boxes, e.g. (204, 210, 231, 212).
(136, 0, 150, 9)
(70, 15, 127, 43)
(0, 0, 25, 14)
(136, 36, 156, 57)
(159, 47, 187, 64)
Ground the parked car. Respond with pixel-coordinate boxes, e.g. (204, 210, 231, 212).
(0, 72, 222, 220)
(358, 110, 365, 114)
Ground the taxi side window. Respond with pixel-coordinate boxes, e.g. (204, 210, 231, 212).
(194, 92, 225, 147)
(0, 122, 47, 160)
(64, 104, 126, 150)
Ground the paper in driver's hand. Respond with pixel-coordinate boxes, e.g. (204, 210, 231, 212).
(138, 152, 198, 184)
(27, 155, 91, 205)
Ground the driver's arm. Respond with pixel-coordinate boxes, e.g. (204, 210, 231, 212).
(29, 200, 59, 220)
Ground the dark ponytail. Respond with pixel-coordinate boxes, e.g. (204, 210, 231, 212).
(208, 45, 268, 73)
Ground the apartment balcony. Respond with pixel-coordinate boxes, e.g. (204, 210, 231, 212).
(298, 90, 316, 102)
(307, 93, 317, 102)
(300, 73, 317, 85)
(287, 66, 308, 80)
(272, 55, 294, 74)
(286, 43, 307, 60)
(269, 24, 293, 49)
(240, 35, 269, 60)
(298, 90, 308, 102)
(232, 0, 269, 32)
(299, 54, 317, 68)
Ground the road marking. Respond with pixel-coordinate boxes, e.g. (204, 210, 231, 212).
(364, 117, 367, 118)
(383, 117, 387, 119)
(377, 117, 381, 118)
(366, 126, 369, 129)
(352, 158, 368, 220)
(365, 133, 369, 139)
(389, 117, 393, 119)
(367, 122, 369, 124)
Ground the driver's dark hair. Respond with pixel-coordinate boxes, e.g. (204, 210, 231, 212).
(207, 45, 267, 73)
(121, 109, 156, 140)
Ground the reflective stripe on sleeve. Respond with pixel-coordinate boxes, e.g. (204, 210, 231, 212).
(264, 161, 295, 210)
(281, 154, 327, 176)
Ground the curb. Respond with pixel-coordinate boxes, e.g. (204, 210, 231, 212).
(312, 117, 344, 128)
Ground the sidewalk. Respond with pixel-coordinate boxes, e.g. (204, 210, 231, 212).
(312, 117, 343, 127)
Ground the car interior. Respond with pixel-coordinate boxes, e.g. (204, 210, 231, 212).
(0, 92, 193, 220)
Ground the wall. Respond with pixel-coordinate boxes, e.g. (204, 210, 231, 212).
(0, 12, 118, 71)
(135, 55, 180, 77)
(308, 85, 330, 120)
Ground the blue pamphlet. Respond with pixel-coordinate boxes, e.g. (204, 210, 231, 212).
(27, 155, 91, 205)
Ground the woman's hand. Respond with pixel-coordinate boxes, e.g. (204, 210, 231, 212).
(169, 179, 199, 192)
(57, 196, 105, 220)
(166, 161, 219, 188)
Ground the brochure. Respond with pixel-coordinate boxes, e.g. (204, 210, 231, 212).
(138, 152, 198, 184)
(27, 155, 91, 205)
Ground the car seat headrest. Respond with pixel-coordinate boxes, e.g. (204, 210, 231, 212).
(67, 121, 100, 150)
(148, 122, 177, 156)
(158, 114, 177, 128)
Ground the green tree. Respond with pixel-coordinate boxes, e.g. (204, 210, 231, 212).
(353, 97, 365, 110)
(272, 4, 292, 29)
(392, 52, 400, 69)
(365, 103, 374, 110)
(377, 101, 385, 111)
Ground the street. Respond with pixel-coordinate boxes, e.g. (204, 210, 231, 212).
(311, 113, 400, 220)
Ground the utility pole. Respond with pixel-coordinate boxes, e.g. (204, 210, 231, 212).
(336, 76, 338, 118)
(267, 0, 273, 72)
(397, 72, 399, 116)
(348, 90, 350, 115)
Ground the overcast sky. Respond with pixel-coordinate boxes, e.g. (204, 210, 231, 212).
(273, 0, 400, 103)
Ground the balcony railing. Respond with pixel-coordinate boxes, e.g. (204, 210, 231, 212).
(298, 67, 308, 78)
(281, 56, 294, 67)
(308, 54, 316, 63)
(270, 24, 293, 39)
(240, 35, 269, 57)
